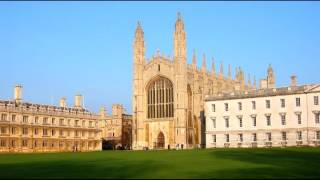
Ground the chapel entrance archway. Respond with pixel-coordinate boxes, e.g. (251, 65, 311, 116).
(157, 132, 165, 149)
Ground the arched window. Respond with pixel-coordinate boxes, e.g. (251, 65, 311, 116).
(147, 77, 174, 119)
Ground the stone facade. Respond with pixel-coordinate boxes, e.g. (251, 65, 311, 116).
(0, 85, 102, 153)
(205, 73, 320, 148)
(101, 104, 132, 150)
(132, 13, 253, 150)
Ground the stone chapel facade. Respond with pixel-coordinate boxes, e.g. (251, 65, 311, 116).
(132, 13, 254, 150)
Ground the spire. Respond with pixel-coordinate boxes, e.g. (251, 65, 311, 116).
(192, 49, 197, 66)
(241, 68, 245, 81)
(228, 64, 232, 79)
(202, 54, 206, 72)
(219, 61, 224, 75)
(174, 12, 186, 60)
(175, 12, 184, 31)
(211, 57, 216, 76)
(253, 75, 257, 89)
(134, 21, 145, 64)
(248, 73, 251, 87)
(267, 63, 275, 88)
(268, 64, 273, 73)
(192, 49, 197, 71)
(135, 21, 144, 41)
(235, 67, 239, 80)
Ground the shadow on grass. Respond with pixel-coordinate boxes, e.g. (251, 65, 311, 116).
(202, 148, 320, 179)
(0, 153, 166, 179)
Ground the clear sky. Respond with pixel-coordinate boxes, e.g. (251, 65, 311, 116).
(1, 2, 320, 114)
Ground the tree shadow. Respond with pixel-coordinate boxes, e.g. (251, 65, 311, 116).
(201, 148, 320, 179)
(0, 152, 167, 179)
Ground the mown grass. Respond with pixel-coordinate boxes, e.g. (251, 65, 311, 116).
(0, 147, 319, 179)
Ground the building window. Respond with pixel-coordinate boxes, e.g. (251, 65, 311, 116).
(296, 98, 301, 107)
(147, 77, 174, 118)
(224, 103, 229, 111)
(280, 99, 285, 108)
(315, 113, 320, 124)
(225, 118, 229, 128)
(11, 127, 16, 135)
(252, 101, 256, 110)
(316, 131, 320, 140)
(59, 130, 64, 136)
(1, 114, 7, 121)
(239, 117, 243, 127)
(281, 114, 286, 125)
(266, 115, 271, 126)
(89, 121, 93, 128)
(35, 117, 39, 124)
(23, 116, 28, 123)
(52, 118, 55, 125)
(11, 140, 16, 147)
(43, 117, 48, 125)
(252, 133, 257, 142)
(75, 120, 79, 126)
(22, 128, 28, 135)
(212, 135, 216, 143)
(59, 119, 64, 126)
(225, 134, 229, 142)
(297, 114, 302, 125)
(11, 115, 16, 122)
(68, 119, 71, 126)
(212, 104, 215, 112)
(252, 116, 257, 127)
(297, 131, 302, 141)
(43, 141, 47, 147)
(314, 96, 319, 105)
(211, 118, 216, 128)
(239, 134, 243, 142)
(282, 132, 287, 141)
(266, 133, 272, 141)
(43, 129, 48, 136)
(0, 127, 7, 134)
(52, 130, 55, 136)
(266, 100, 271, 109)
(22, 140, 28, 147)
(238, 102, 242, 111)
(34, 128, 38, 135)
(0, 140, 6, 147)
(82, 120, 85, 127)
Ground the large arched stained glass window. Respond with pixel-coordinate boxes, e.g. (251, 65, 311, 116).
(147, 77, 174, 119)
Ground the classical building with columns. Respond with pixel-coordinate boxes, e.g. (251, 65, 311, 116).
(132, 13, 255, 150)
(205, 69, 320, 148)
(0, 85, 102, 153)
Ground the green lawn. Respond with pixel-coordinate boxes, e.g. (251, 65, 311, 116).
(0, 147, 319, 179)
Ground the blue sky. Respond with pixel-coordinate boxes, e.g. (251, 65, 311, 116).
(0, 2, 320, 114)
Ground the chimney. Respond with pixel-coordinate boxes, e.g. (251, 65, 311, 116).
(14, 85, 23, 103)
(74, 94, 83, 108)
(291, 75, 297, 87)
(60, 97, 67, 108)
(100, 106, 106, 117)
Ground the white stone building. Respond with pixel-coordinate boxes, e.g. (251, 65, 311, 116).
(205, 78, 320, 148)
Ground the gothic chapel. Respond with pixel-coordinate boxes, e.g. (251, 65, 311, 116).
(132, 13, 253, 150)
